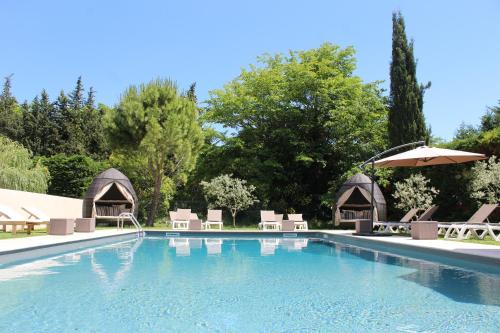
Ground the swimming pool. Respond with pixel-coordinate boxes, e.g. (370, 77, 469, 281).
(0, 235, 499, 332)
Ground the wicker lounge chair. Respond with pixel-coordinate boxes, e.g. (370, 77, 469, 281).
(258, 210, 280, 230)
(205, 210, 223, 230)
(443, 204, 499, 240)
(287, 214, 308, 230)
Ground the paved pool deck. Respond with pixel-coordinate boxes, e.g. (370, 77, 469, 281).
(322, 230, 500, 264)
(0, 229, 137, 255)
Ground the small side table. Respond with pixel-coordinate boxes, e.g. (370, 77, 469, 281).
(281, 220, 295, 232)
(411, 221, 438, 240)
(75, 218, 96, 232)
(355, 219, 372, 234)
(189, 219, 203, 230)
(49, 218, 74, 235)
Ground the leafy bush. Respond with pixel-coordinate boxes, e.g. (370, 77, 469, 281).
(0, 136, 49, 193)
(392, 173, 439, 213)
(469, 156, 500, 204)
(201, 174, 258, 227)
(39, 154, 108, 198)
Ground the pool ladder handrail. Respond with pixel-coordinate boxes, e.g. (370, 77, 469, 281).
(118, 212, 144, 237)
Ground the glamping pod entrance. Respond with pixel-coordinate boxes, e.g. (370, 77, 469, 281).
(83, 168, 138, 220)
(333, 173, 386, 227)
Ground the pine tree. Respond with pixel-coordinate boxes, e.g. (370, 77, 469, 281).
(38, 90, 60, 156)
(69, 76, 84, 110)
(0, 75, 22, 140)
(389, 12, 430, 147)
(186, 82, 197, 103)
(21, 96, 42, 153)
(55, 89, 84, 155)
(83, 87, 108, 159)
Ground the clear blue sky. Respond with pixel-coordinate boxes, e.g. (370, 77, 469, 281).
(2, 0, 499, 140)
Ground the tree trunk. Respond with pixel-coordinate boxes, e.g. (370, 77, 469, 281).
(146, 170, 163, 227)
(231, 209, 237, 228)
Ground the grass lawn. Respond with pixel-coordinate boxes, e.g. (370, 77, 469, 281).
(438, 235, 500, 246)
(449, 237, 500, 246)
(0, 228, 48, 240)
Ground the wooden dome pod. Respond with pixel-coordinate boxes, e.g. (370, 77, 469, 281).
(333, 173, 386, 227)
(82, 168, 138, 220)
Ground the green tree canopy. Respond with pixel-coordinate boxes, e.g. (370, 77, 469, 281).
(201, 174, 258, 227)
(39, 154, 108, 198)
(7, 77, 109, 159)
(447, 101, 500, 156)
(202, 43, 388, 219)
(389, 11, 430, 147)
(106, 78, 204, 226)
(0, 136, 49, 193)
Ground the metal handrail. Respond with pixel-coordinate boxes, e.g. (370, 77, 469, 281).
(118, 212, 144, 236)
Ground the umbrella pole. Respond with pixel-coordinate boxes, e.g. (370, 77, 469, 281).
(370, 160, 375, 231)
(359, 140, 425, 236)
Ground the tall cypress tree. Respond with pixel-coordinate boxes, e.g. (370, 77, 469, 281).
(389, 12, 430, 147)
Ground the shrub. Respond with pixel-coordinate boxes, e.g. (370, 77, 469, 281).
(39, 154, 108, 198)
(469, 156, 500, 204)
(392, 173, 439, 213)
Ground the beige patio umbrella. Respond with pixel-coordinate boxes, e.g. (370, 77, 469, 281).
(358, 142, 487, 235)
(374, 146, 486, 167)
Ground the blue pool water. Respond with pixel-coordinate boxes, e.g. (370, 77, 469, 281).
(0, 236, 499, 332)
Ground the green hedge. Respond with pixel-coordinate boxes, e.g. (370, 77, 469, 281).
(39, 154, 108, 198)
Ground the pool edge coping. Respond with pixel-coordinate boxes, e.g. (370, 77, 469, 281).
(322, 232, 500, 266)
(0, 231, 138, 256)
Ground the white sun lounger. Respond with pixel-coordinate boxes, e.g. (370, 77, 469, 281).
(259, 210, 280, 230)
(287, 214, 308, 230)
(443, 204, 498, 240)
(0, 204, 28, 234)
(205, 210, 223, 230)
(373, 208, 420, 233)
(487, 224, 500, 241)
(169, 210, 190, 230)
(21, 206, 51, 233)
